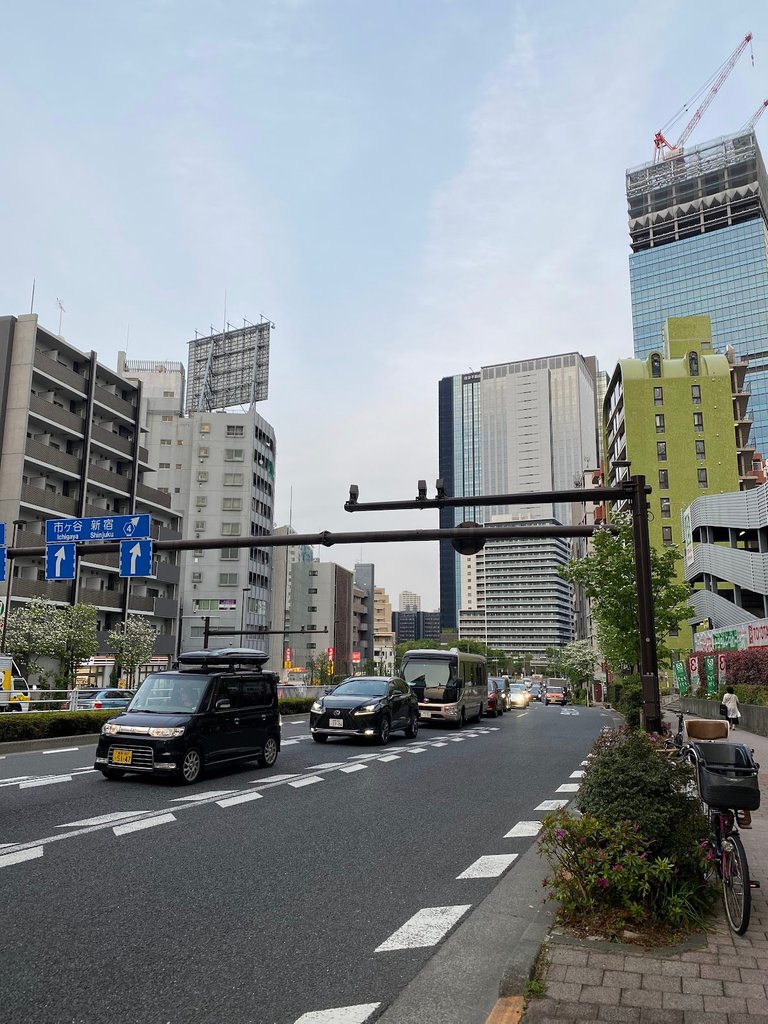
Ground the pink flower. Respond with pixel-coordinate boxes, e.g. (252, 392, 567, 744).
(555, 829, 567, 840)
(596, 878, 610, 889)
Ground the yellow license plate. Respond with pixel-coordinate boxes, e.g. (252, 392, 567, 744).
(112, 749, 133, 765)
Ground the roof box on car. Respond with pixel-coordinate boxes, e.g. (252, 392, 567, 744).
(178, 647, 270, 668)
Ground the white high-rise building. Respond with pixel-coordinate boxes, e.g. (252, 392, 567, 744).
(399, 590, 421, 612)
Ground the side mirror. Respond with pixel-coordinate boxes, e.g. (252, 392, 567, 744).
(215, 699, 231, 711)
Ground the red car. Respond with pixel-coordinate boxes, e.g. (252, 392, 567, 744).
(485, 679, 505, 717)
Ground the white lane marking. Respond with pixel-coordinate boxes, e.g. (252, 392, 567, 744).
(282, 740, 301, 746)
(56, 812, 146, 828)
(0, 776, 34, 785)
(306, 762, 347, 770)
(430, 742, 448, 748)
(556, 784, 580, 793)
(504, 821, 542, 838)
(375, 905, 472, 952)
(0, 847, 43, 869)
(43, 748, 80, 755)
(113, 813, 176, 836)
(457, 853, 518, 879)
(289, 776, 323, 788)
(19, 775, 72, 789)
(171, 791, 238, 802)
(447, 738, 465, 742)
(560, 708, 579, 716)
(339, 764, 367, 774)
(348, 753, 380, 761)
(486, 727, 500, 731)
(535, 799, 569, 811)
(217, 792, 264, 808)
(287, 720, 307, 725)
(294, 1004, 381, 1024)
(517, 712, 529, 718)
(570, 770, 585, 778)
(377, 755, 400, 762)
(580, 760, 589, 766)
(404, 747, 426, 754)
(249, 774, 299, 785)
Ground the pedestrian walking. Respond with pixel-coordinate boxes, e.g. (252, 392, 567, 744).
(722, 686, 741, 730)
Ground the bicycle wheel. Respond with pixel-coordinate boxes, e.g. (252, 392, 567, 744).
(722, 832, 751, 935)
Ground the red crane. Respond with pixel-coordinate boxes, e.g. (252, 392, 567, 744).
(740, 98, 768, 133)
(654, 32, 754, 162)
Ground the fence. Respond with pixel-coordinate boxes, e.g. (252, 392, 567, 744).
(680, 696, 768, 740)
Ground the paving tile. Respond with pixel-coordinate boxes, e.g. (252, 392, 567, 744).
(624, 955, 661, 973)
(740, 968, 768, 985)
(715, 954, 759, 969)
(586, 952, 628, 971)
(603, 970, 641, 989)
(620, 990, 658, 1009)
(679, 951, 719, 964)
(681, 1013, 728, 1024)
(661, 992, 704, 1011)
(699, 964, 741, 982)
(640, 972, 681, 993)
(597, 1005, 641, 1022)
(744, 1006, 768, 1020)
(564, 966, 604, 986)
(661, 960, 701, 978)
(578, 985, 621, 1006)
(680, 978, 723, 996)
(703, 995, 748, 1014)
(543, 982, 584, 1002)
(550, 947, 592, 967)
(553, 1000, 604, 1021)
(730, 1015, 768, 1024)
(546, 964, 568, 982)
(638, 1010, 683, 1024)
(723, 980, 766, 999)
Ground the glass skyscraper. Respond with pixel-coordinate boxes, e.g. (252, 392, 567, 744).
(627, 130, 768, 454)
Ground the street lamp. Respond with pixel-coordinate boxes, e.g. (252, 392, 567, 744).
(1, 519, 26, 651)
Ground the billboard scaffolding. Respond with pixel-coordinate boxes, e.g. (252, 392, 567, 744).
(186, 318, 273, 412)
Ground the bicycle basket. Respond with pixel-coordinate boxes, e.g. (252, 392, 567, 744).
(695, 742, 761, 812)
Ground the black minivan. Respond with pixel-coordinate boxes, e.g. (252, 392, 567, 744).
(94, 648, 281, 784)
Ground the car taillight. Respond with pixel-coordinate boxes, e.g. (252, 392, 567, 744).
(93, 701, 103, 709)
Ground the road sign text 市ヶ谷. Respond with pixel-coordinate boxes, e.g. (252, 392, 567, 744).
(45, 514, 151, 544)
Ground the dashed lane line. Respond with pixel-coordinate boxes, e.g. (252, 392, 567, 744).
(19, 775, 72, 789)
(288, 776, 323, 788)
(339, 764, 367, 774)
(306, 762, 347, 770)
(534, 799, 569, 811)
(113, 813, 176, 836)
(171, 791, 238, 802)
(56, 812, 147, 828)
(294, 1004, 380, 1024)
(556, 784, 580, 793)
(377, 755, 400, 762)
(570, 770, 585, 778)
(43, 748, 80, 755)
(0, 847, 43, 869)
(217, 792, 264, 808)
(404, 747, 427, 754)
(457, 853, 518, 879)
(375, 905, 472, 952)
(504, 821, 542, 838)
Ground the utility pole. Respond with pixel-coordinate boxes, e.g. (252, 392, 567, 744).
(629, 474, 661, 733)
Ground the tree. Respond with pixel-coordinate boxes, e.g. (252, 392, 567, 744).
(50, 603, 99, 687)
(560, 512, 691, 672)
(545, 646, 566, 678)
(4, 598, 58, 678)
(560, 639, 597, 688)
(108, 616, 156, 687)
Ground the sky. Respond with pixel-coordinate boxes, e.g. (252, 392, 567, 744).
(2, 0, 768, 610)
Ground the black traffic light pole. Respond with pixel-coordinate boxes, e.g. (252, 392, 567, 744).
(201, 620, 327, 648)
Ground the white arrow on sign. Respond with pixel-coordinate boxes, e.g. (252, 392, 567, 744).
(128, 542, 143, 574)
(54, 546, 67, 577)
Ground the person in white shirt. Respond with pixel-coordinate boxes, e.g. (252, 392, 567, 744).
(723, 686, 741, 731)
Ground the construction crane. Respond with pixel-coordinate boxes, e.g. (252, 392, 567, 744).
(654, 32, 754, 162)
(739, 98, 768, 133)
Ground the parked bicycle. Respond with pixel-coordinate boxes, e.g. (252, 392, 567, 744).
(682, 719, 761, 935)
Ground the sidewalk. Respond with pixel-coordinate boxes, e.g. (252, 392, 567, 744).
(519, 719, 768, 1024)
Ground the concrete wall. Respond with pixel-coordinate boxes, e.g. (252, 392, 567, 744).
(681, 696, 768, 739)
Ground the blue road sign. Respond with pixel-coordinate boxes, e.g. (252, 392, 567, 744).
(46, 543, 77, 581)
(119, 539, 153, 578)
(0, 548, 6, 583)
(0, 523, 5, 547)
(46, 514, 151, 544)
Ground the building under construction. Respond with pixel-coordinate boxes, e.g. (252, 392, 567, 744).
(626, 130, 768, 455)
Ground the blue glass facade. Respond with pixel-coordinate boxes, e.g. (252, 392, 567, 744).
(630, 219, 768, 454)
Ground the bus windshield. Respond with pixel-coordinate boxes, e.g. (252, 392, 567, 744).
(402, 658, 459, 701)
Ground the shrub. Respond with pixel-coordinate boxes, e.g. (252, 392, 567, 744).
(540, 810, 714, 934)
(578, 730, 708, 872)
(614, 677, 644, 728)
(278, 697, 314, 716)
(0, 709, 119, 743)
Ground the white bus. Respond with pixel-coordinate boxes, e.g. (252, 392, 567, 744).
(400, 647, 487, 728)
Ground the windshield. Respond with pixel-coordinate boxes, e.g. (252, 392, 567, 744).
(402, 657, 459, 702)
(547, 686, 564, 693)
(129, 673, 209, 714)
(509, 684, 526, 692)
(332, 679, 388, 697)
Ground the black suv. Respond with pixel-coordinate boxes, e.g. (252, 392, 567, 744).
(94, 648, 281, 784)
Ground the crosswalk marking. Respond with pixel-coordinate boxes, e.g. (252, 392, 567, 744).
(457, 854, 518, 879)
(376, 905, 472, 952)
(294, 1004, 381, 1024)
(534, 799, 569, 811)
(556, 783, 580, 793)
(504, 821, 542, 838)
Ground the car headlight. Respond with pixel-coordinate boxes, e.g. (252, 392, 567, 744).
(310, 700, 323, 713)
(443, 702, 458, 712)
(148, 727, 185, 738)
(102, 722, 120, 736)
(354, 703, 380, 715)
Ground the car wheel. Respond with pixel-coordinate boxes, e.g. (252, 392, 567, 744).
(257, 736, 280, 768)
(101, 769, 125, 780)
(312, 733, 328, 744)
(496, 703, 503, 717)
(404, 712, 419, 739)
(454, 707, 466, 730)
(376, 715, 391, 745)
(179, 747, 204, 785)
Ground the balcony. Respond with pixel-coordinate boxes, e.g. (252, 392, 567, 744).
(21, 484, 78, 517)
(33, 351, 88, 395)
(137, 483, 172, 509)
(13, 577, 75, 603)
(93, 386, 137, 422)
(90, 423, 133, 457)
(88, 464, 132, 495)
(25, 438, 81, 477)
(28, 394, 84, 434)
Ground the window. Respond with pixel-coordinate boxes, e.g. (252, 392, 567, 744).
(199, 447, 209, 458)
(653, 386, 663, 406)
(189, 626, 205, 638)
(219, 573, 239, 587)
(176, 463, 183, 470)
(695, 440, 706, 460)
(220, 522, 241, 536)
(308, 606, 317, 612)
(308, 588, 318, 594)
(691, 384, 701, 404)
(158, 487, 170, 494)
(220, 548, 240, 560)
(196, 496, 207, 507)
(199, 423, 211, 433)
(161, 415, 173, 422)
(698, 468, 708, 488)
(163, 390, 175, 398)
(224, 472, 244, 486)
(688, 351, 699, 376)
(191, 572, 203, 583)
(226, 425, 245, 437)
(309, 570, 318, 577)
(194, 520, 206, 531)
(658, 469, 669, 489)
(176, 439, 185, 445)
(240, 679, 273, 710)
(662, 526, 673, 546)
(693, 412, 704, 432)
(222, 497, 242, 511)
(660, 498, 671, 518)
(651, 353, 661, 378)
(224, 448, 244, 462)
(159, 462, 170, 469)
(160, 438, 172, 446)
(656, 441, 667, 461)
(197, 471, 209, 482)
(655, 413, 665, 433)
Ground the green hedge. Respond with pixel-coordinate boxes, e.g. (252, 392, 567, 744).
(0, 697, 315, 743)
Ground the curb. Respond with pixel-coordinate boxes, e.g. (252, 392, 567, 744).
(0, 733, 100, 754)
